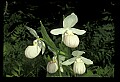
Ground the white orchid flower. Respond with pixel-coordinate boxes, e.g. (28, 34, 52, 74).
(47, 47, 65, 73)
(50, 13, 86, 48)
(25, 39, 45, 59)
(25, 26, 46, 59)
(73, 58, 86, 74)
(62, 50, 93, 74)
(63, 30, 79, 48)
(47, 56, 58, 73)
(47, 46, 65, 73)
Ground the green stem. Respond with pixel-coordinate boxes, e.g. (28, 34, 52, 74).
(67, 47, 71, 58)
(57, 50, 62, 77)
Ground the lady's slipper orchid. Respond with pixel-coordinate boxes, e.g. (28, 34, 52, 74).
(47, 56, 58, 73)
(50, 13, 86, 48)
(47, 61, 58, 73)
(62, 50, 93, 74)
(47, 55, 65, 73)
(63, 30, 79, 48)
(47, 46, 65, 72)
(73, 58, 86, 74)
(25, 26, 46, 59)
(25, 39, 45, 59)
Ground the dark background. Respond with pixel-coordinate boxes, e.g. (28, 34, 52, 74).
(4, 0, 117, 26)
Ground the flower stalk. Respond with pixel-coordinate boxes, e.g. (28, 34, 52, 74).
(56, 50, 62, 77)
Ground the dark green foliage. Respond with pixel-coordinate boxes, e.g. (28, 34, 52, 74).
(78, 12, 114, 65)
(3, 11, 47, 77)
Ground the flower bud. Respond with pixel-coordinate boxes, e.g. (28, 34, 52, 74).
(63, 30, 79, 48)
(47, 61, 58, 73)
(73, 58, 86, 74)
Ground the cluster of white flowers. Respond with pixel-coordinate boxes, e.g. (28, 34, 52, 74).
(46, 51, 93, 75)
(25, 13, 93, 75)
(50, 13, 93, 74)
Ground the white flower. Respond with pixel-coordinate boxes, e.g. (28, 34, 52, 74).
(46, 55, 65, 73)
(73, 58, 86, 74)
(47, 56, 58, 73)
(25, 26, 46, 59)
(62, 50, 93, 74)
(47, 47, 65, 72)
(50, 13, 86, 48)
(25, 39, 45, 59)
(63, 30, 79, 48)
(47, 61, 58, 73)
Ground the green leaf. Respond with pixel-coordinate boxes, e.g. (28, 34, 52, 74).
(102, 24, 114, 30)
(59, 42, 68, 56)
(11, 70, 19, 77)
(6, 75, 13, 77)
(59, 51, 66, 56)
(47, 55, 51, 61)
(82, 70, 93, 77)
(86, 70, 93, 75)
(13, 66, 19, 73)
(40, 21, 57, 51)
(102, 16, 109, 21)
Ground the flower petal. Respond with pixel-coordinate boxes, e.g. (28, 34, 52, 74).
(73, 60, 86, 74)
(81, 56, 93, 65)
(47, 61, 58, 73)
(25, 46, 41, 59)
(26, 26, 39, 38)
(60, 66, 64, 72)
(63, 13, 78, 28)
(63, 34, 79, 48)
(62, 57, 77, 65)
(70, 28, 86, 35)
(33, 39, 38, 46)
(72, 50, 85, 57)
(50, 28, 65, 35)
(59, 55, 65, 61)
(41, 41, 46, 55)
